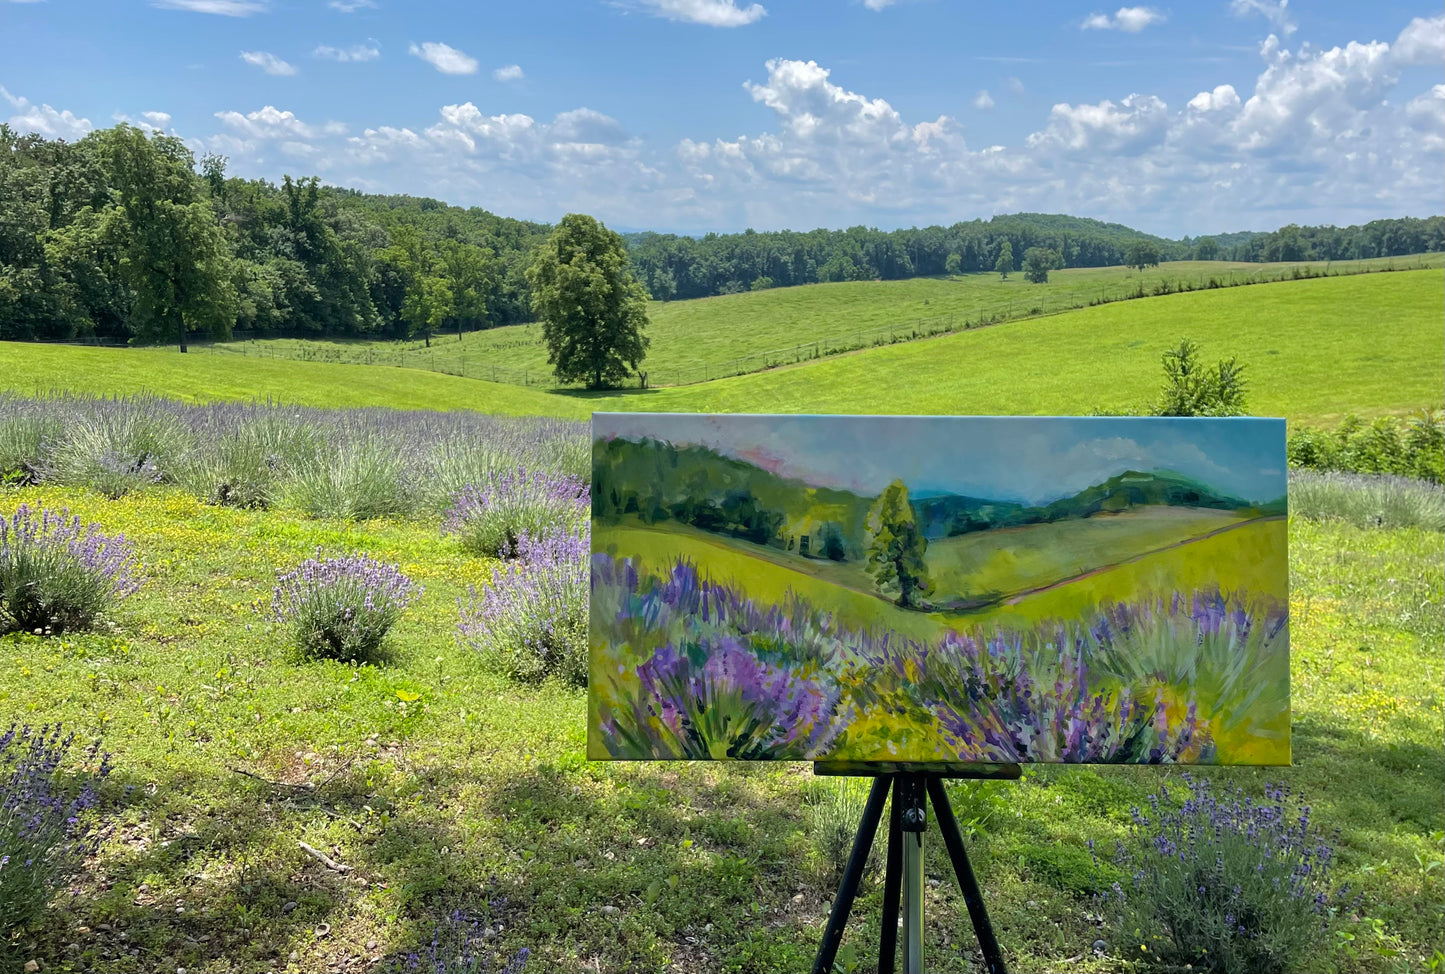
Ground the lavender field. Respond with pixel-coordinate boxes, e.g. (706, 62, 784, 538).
(590, 553, 1291, 766)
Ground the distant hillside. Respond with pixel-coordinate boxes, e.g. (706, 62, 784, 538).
(593, 437, 1267, 560)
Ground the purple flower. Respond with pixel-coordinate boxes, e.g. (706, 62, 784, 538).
(264, 550, 417, 661)
(0, 505, 141, 634)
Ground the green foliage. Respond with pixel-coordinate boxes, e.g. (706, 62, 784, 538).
(1022, 246, 1062, 284)
(527, 214, 650, 389)
(99, 125, 237, 349)
(863, 479, 931, 607)
(1150, 338, 1248, 417)
(1193, 237, 1221, 260)
(1289, 410, 1444, 483)
(944, 252, 962, 275)
(1125, 239, 1162, 271)
(994, 240, 1014, 279)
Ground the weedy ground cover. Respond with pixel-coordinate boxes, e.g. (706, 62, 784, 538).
(0, 478, 1438, 973)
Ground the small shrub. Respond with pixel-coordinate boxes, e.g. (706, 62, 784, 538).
(458, 530, 587, 686)
(1096, 775, 1350, 974)
(808, 777, 880, 884)
(1288, 469, 1444, 532)
(284, 440, 417, 520)
(0, 414, 61, 486)
(444, 469, 588, 559)
(1289, 410, 1444, 484)
(264, 551, 418, 661)
(0, 724, 114, 937)
(49, 408, 190, 498)
(0, 505, 141, 635)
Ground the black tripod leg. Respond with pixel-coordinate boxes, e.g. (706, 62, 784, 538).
(812, 775, 892, 974)
(926, 777, 1008, 974)
(878, 781, 903, 974)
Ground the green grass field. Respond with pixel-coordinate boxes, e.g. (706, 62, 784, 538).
(5, 269, 1443, 426)
(188, 255, 1443, 389)
(3, 486, 1437, 973)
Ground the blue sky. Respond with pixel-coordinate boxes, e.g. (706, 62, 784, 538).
(594, 414, 1287, 505)
(2, 0, 1441, 236)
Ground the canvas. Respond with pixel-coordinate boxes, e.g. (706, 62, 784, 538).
(588, 414, 1289, 766)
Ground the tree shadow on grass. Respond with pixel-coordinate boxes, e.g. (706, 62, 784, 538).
(356, 759, 859, 974)
(23, 764, 369, 973)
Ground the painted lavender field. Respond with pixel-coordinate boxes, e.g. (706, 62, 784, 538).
(590, 414, 1291, 765)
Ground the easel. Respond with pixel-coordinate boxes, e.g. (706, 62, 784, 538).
(811, 762, 1021, 974)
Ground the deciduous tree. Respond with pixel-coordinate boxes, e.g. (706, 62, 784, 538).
(527, 214, 650, 389)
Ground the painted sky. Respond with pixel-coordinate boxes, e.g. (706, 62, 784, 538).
(2, 1, 1441, 236)
(593, 414, 1287, 505)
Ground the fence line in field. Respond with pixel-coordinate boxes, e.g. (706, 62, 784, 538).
(99, 255, 1445, 388)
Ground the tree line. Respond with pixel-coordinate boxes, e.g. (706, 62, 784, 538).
(0, 123, 550, 345)
(2, 122, 1441, 344)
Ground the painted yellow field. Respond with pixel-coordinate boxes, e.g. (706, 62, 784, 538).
(593, 514, 1288, 640)
(925, 507, 1248, 605)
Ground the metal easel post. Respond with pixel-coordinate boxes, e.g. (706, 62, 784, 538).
(898, 773, 927, 974)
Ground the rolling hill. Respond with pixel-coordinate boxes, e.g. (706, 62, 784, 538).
(2, 268, 1441, 425)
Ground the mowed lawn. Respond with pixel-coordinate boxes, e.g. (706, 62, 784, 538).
(2, 486, 1439, 972)
(6, 269, 1437, 425)
(190, 255, 1443, 388)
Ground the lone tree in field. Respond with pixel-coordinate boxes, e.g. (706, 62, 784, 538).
(1022, 246, 1062, 284)
(994, 241, 1014, 280)
(1152, 338, 1248, 416)
(1125, 239, 1162, 271)
(864, 480, 932, 608)
(527, 214, 650, 389)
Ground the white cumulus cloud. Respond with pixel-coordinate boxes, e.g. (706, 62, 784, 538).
(2, 86, 92, 140)
(1081, 6, 1165, 32)
(409, 41, 478, 75)
(632, 0, 765, 27)
(493, 64, 524, 82)
(241, 51, 297, 75)
(973, 90, 995, 110)
(214, 105, 345, 140)
(314, 43, 380, 62)
(328, 0, 376, 9)
(1391, 15, 1445, 66)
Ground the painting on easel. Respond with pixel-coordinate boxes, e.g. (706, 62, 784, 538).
(588, 414, 1289, 766)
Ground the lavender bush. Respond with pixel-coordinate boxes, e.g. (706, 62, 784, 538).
(380, 908, 530, 974)
(264, 551, 418, 661)
(591, 555, 1288, 764)
(1095, 775, 1349, 973)
(1289, 468, 1445, 532)
(458, 530, 588, 686)
(0, 392, 588, 518)
(443, 469, 589, 558)
(0, 725, 114, 937)
(0, 505, 141, 635)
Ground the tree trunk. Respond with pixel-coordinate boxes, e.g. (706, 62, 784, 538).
(178, 311, 188, 353)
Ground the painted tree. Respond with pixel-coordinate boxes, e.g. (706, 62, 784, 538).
(527, 213, 650, 389)
(864, 479, 932, 608)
